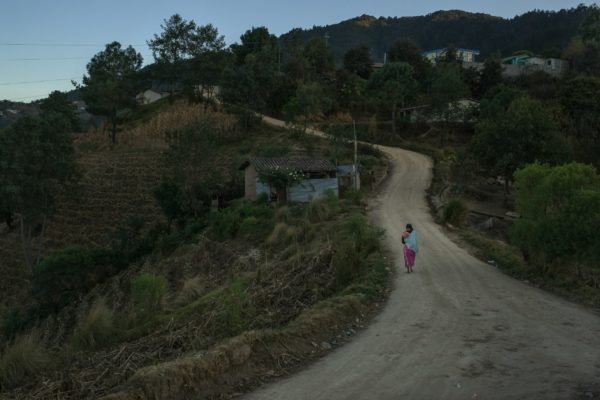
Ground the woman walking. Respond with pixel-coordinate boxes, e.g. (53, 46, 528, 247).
(402, 223, 419, 273)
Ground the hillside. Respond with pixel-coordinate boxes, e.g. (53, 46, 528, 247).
(280, 6, 594, 62)
(0, 100, 390, 398)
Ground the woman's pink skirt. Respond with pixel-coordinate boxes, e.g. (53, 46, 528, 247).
(403, 245, 416, 268)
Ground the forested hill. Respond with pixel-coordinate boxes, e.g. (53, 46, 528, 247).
(280, 6, 594, 62)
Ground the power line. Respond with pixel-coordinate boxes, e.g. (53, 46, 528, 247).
(0, 42, 149, 47)
(0, 57, 90, 61)
(0, 54, 153, 61)
(0, 77, 79, 86)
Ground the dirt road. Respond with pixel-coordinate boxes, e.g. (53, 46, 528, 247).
(245, 135, 600, 399)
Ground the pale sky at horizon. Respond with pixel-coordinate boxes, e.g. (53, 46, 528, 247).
(0, 0, 595, 102)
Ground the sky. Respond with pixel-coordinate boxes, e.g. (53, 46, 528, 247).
(0, 0, 594, 102)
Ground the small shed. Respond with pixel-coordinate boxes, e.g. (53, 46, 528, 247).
(136, 89, 166, 105)
(240, 158, 339, 203)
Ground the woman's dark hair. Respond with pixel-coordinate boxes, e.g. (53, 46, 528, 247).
(406, 223, 413, 231)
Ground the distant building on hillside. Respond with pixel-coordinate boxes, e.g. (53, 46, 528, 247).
(465, 54, 569, 78)
(501, 55, 569, 78)
(136, 89, 168, 105)
(423, 48, 480, 63)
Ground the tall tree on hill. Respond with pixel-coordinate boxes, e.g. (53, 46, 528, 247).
(580, 5, 600, 44)
(429, 62, 470, 144)
(472, 91, 571, 197)
(40, 90, 80, 132)
(231, 26, 279, 65)
(479, 57, 504, 97)
(148, 14, 225, 101)
(79, 41, 143, 144)
(343, 44, 373, 79)
(560, 76, 600, 167)
(368, 63, 418, 136)
(303, 38, 335, 81)
(0, 115, 78, 273)
(388, 40, 431, 83)
(283, 82, 331, 132)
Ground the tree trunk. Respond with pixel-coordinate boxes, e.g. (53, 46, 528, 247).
(19, 217, 34, 274)
(276, 186, 287, 205)
(111, 107, 117, 145)
(391, 107, 396, 136)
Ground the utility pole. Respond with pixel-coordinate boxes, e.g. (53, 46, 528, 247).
(324, 32, 330, 47)
(353, 119, 358, 189)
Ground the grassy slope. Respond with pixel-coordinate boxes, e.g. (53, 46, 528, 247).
(0, 101, 391, 399)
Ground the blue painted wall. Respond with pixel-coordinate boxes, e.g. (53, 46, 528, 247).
(254, 178, 339, 202)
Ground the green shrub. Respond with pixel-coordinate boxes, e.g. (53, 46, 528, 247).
(70, 298, 115, 350)
(332, 240, 364, 288)
(1, 308, 32, 342)
(209, 201, 274, 241)
(32, 246, 114, 315)
(512, 162, 600, 275)
(208, 209, 240, 240)
(212, 279, 255, 338)
(0, 331, 50, 389)
(444, 198, 468, 227)
(153, 177, 184, 228)
(344, 188, 363, 205)
(131, 274, 167, 320)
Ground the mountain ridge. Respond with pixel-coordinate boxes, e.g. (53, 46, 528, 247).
(280, 6, 594, 62)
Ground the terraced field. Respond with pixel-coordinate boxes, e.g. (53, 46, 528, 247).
(0, 148, 165, 306)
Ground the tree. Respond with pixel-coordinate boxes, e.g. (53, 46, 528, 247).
(512, 163, 600, 279)
(0, 115, 78, 273)
(337, 71, 368, 118)
(472, 92, 571, 196)
(343, 44, 373, 79)
(560, 76, 600, 166)
(231, 26, 278, 65)
(387, 39, 431, 83)
(148, 14, 225, 101)
(303, 38, 335, 80)
(580, 6, 600, 44)
(479, 57, 503, 97)
(368, 63, 418, 135)
(79, 42, 143, 144)
(283, 82, 331, 132)
(429, 62, 470, 144)
(40, 91, 79, 132)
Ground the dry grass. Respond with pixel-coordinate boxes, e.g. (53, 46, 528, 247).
(0, 331, 50, 389)
(175, 276, 205, 305)
(70, 298, 115, 351)
(75, 102, 237, 152)
(266, 223, 299, 247)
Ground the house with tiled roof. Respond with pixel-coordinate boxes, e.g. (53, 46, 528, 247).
(240, 158, 357, 203)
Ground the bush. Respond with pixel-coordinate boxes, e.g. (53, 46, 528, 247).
(212, 279, 255, 338)
(344, 188, 363, 205)
(444, 198, 468, 227)
(131, 274, 167, 320)
(33, 246, 115, 315)
(332, 240, 364, 288)
(208, 201, 274, 241)
(512, 163, 600, 276)
(70, 298, 115, 350)
(0, 331, 50, 389)
(1, 308, 32, 342)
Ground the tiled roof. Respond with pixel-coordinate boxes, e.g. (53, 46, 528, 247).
(247, 158, 336, 172)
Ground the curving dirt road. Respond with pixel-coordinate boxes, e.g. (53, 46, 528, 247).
(245, 130, 600, 400)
